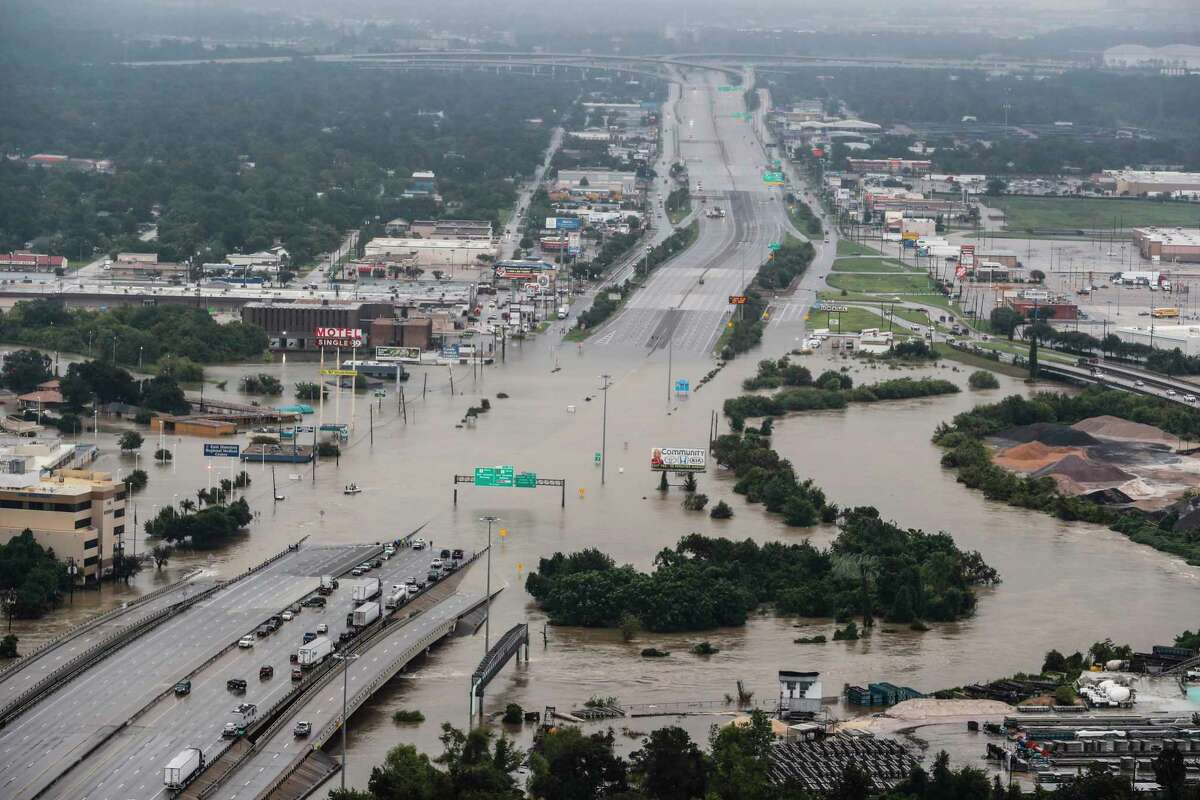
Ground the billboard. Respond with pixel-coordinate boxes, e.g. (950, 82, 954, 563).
(375, 346, 422, 363)
(544, 217, 582, 231)
(650, 447, 707, 473)
(314, 327, 364, 348)
(959, 244, 976, 269)
(203, 443, 240, 458)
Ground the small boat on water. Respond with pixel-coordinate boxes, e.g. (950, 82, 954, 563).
(343, 483, 362, 495)
(288, 474, 302, 481)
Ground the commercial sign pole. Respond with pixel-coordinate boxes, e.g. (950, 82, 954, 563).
(599, 374, 611, 485)
(318, 345, 325, 429)
(335, 345, 342, 426)
(349, 342, 357, 431)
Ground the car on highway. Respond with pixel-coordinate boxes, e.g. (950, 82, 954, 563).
(301, 595, 326, 608)
(259, 665, 274, 679)
(412, 538, 426, 550)
(238, 636, 255, 648)
(317, 623, 328, 634)
(1186, 395, 1197, 403)
(281, 611, 294, 621)
(430, 558, 444, 571)
(303, 632, 318, 644)
(351, 567, 365, 576)
(452, 548, 464, 560)
(292, 665, 304, 680)
(227, 678, 247, 693)
(1136, 380, 1146, 387)
(173, 679, 191, 696)
(440, 548, 451, 560)
(294, 721, 312, 738)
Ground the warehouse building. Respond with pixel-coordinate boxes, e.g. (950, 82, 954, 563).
(1133, 227, 1200, 263)
(362, 237, 496, 268)
(554, 169, 638, 199)
(848, 158, 932, 175)
(1115, 324, 1200, 356)
(1095, 169, 1200, 196)
(408, 219, 493, 240)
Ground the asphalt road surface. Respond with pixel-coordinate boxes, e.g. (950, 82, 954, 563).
(39, 546, 465, 800)
(592, 71, 790, 353)
(0, 544, 377, 800)
(217, 592, 481, 800)
(0, 573, 217, 707)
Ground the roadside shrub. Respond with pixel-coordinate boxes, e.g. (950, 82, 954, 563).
(968, 370, 1000, 390)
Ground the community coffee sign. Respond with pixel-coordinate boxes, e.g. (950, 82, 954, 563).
(313, 327, 364, 347)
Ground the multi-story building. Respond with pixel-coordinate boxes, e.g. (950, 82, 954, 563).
(0, 251, 69, 272)
(554, 169, 638, 199)
(0, 454, 122, 581)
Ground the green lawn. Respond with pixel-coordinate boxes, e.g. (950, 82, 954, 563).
(820, 290, 960, 314)
(826, 272, 936, 294)
(807, 305, 919, 336)
(836, 239, 882, 257)
(933, 343, 1028, 378)
(989, 196, 1200, 231)
(831, 257, 919, 274)
(667, 200, 692, 226)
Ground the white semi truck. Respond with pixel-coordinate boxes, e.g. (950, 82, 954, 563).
(164, 747, 205, 790)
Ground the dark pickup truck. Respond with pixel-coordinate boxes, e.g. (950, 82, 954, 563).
(226, 678, 248, 693)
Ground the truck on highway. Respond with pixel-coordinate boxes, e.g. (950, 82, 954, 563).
(353, 601, 381, 627)
(317, 575, 338, 595)
(384, 589, 407, 609)
(164, 747, 205, 791)
(353, 577, 381, 602)
(1152, 307, 1180, 318)
(297, 636, 333, 668)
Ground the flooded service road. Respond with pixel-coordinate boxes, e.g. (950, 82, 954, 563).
(11, 324, 1200, 786)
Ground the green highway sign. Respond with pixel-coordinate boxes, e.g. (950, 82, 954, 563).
(718, 85, 736, 92)
(732, 112, 752, 121)
(594, 451, 602, 465)
(772, 159, 782, 169)
(496, 465, 515, 487)
(768, 241, 782, 252)
(475, 465, 516, 487)
(762, 171, 785, 184)
(515, 472, 538, 488)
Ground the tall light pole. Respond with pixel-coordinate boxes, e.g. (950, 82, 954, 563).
(598, 375, 611, 485)
(333, 651, 360, 789)
(479, 516, 498, 653)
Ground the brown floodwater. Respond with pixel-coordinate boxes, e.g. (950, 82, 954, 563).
(9, 319, 1200, 787)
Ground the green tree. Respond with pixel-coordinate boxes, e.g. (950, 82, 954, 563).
(707, 709, 775, 800)
(119, 430, 144, 451)
(1, 349, 52, 393)
(1028, 336, 1039, 379)
(988, 307, 1024, 340)
(1153, 748, 1187, 800)
(985, 177, 1007, 197)
(529, 727, 628, 800)
(629, 726, 708, 800)
(123, 469, 148, 493)
(0, 634, 18, 658)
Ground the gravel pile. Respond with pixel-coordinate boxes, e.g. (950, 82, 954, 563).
(1033, 454, 1135, 484)
(1073, 415, 1177, 446)
(1000, 422, 1100, 447)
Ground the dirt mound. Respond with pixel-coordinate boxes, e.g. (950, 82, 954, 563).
(1072, 415, 1176, 446)
(993, 442, 1086, 472)
(1000, 422, 1099, 447)
(1034, 453, 1135, 484)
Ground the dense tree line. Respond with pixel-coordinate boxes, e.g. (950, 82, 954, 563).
(144, 496, 252, 548)
(0, 300, 266, 366)
(0, 64, 583, 264)
(526, 507, 996, 631)
(725, 364, 958, 429)
(0, 530, 70, 619)
(334, 711, 1191, 800)
(770, 68, 1200, 173)
(722, 240, 815, 359)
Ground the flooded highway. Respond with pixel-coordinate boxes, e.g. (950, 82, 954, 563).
(12, 309, 1200, 787)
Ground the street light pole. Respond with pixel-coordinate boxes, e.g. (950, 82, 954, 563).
(599, 374, 611, 485)
(334, 651, 360, 790)
(479, 516, 498, 653)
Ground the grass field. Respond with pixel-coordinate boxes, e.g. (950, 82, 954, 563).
(807, 306, 921, 336)
(933, 343, 1028, 378)
(831, 257, 917, 273)
(820, 290, 959, 314)
(990, 196, 1200, 232)
(826, 272, 936, 294)
(836, 239, 882, 257)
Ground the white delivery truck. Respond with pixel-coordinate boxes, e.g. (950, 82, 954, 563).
(297, 636, 333, 668)
(384, 590, 407, 609)
(164, 747, 205, 790)
(352, 577, 381, 602)
(353, 602, 381, 627)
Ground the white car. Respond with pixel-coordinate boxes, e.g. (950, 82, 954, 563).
(412, 538, 426, 550)
(1167, 389, 1177, 397)
(1186, 395, 1197, 403)
(281, 611, 294, 621)
(238, 636, 255, 649)
(1135, 380, 1146, 387)
(317, 623, 328, 634)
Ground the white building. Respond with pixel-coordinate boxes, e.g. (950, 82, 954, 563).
(1115, 324, 1200, 357)
(554, 169, 638, 198)
(363, 237, 496, 268)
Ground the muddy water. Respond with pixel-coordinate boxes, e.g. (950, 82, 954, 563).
(9, 324, 1200, 785)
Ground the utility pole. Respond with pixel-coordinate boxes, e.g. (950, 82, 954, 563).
(599, 374, 611, 485)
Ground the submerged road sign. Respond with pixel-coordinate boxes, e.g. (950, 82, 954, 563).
(203, 443, 240, 458)
(515, 472, 537, 488)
